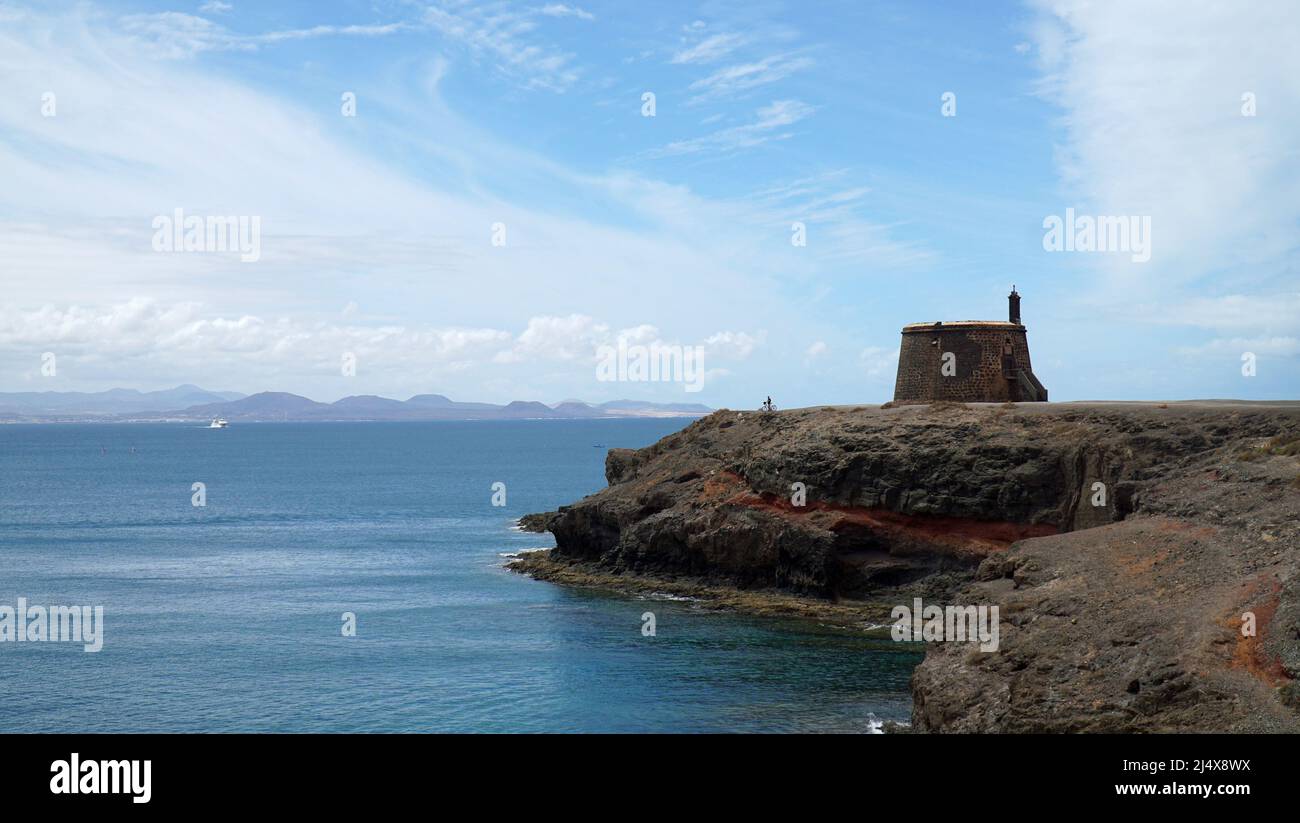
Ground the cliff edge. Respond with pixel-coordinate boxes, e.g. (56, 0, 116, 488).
(512, 401, 1300, 732)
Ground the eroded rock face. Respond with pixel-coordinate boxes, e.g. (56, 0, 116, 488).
(912, 414, 1300, 733)
(534, 402, 1300, 732)
(549, 404, 1254, 595)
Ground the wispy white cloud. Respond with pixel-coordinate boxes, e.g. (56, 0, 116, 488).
(749, 172, 933, 267)
(1027, 0, 1300, 293)
(688, 52, 813, 102)
(538, 4, 594, 21)
(704, 331, 762, 360)
(422, 1, 581, 92)
(199, 1, 232, 14)
(118, 12, 243, 57)
(647, 99, 815, 158)
(120, 3, 582, 92)
(671, 32, 747, 65)
(256, 23, 408, 43)
(119, 12, 408, 58)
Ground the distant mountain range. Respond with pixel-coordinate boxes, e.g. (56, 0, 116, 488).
(0, 386, 712, 423)
(0, 384, 245, 415)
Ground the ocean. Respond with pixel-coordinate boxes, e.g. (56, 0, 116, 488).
(0, 420, 918, 732)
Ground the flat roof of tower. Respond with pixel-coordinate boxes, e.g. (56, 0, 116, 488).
(901, 321, 1025, 331)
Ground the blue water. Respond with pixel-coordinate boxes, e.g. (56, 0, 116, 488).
(0, 421, 918, 732)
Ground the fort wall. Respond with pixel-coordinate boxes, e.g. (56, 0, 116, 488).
(892, 321, 1046, 403)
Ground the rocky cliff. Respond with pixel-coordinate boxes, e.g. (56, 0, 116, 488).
(513, 401, 1300, 732)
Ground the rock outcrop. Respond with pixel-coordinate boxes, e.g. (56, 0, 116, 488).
(517, 401, 1300, 732)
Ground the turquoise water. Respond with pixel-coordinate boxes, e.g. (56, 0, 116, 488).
(0, 421, 918, 732)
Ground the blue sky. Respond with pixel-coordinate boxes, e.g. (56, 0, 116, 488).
(1, 0, 1297, 405)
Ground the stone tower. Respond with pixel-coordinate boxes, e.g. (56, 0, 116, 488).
(891, 288, 1048, 403)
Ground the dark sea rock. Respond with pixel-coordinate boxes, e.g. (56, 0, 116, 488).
(522, 401, 1300, 732)
(515, 512, 558, 533)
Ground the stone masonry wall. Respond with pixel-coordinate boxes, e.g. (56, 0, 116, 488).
(893, 324, 1037, 402)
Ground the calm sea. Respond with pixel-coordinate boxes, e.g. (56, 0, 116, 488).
(0, 420, 917, 732)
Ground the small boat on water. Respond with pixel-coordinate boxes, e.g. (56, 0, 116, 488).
(208, 418, 229, 429)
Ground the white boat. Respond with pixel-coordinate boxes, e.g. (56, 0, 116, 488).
(208, 418, 228, 428)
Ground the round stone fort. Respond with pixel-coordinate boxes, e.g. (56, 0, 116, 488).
(892, 288, 1048, 403)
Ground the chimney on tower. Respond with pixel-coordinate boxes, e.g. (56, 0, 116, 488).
(1008, 286, 1021, 325)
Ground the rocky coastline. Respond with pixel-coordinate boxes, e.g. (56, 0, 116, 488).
(509, 401, 1300, 732)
